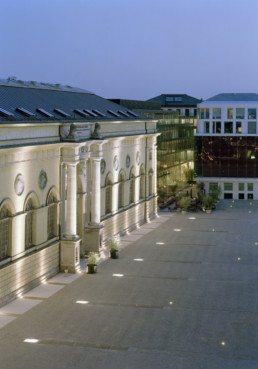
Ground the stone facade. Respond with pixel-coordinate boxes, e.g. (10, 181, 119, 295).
(0, 79, 158, 306)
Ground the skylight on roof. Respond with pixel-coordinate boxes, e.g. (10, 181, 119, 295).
(107, 110, 120, 117)
(127, 110, 138, 117)
(84, 109, 98, 117)
(118, 110, 130, 117)
(36, 108, 54, 118)
(74, 109, 89, 117)
(54, 108, 70, 117)
(0, 107, 14, 118)
(16, 107, 35, 118)
(92, 109, 106, 117)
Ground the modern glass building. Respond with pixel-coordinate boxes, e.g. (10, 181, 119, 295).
(110, 99, 197, 197)
(195, 93, 258, 199)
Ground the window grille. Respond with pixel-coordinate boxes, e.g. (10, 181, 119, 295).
(0, 208, 10, 259)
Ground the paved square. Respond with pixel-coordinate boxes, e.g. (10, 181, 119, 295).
(0, 200, 257, 369)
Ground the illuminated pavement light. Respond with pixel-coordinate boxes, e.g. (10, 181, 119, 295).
(24, 338, 39, 343)
(112, 274, 124, 277)
(156, 242, 165, 245)
(134, 259, 144, 261)
(76, 301, 89, 304)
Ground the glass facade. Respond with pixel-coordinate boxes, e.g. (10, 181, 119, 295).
(195, 136, 258, 178)
(142, 111, 195, 196)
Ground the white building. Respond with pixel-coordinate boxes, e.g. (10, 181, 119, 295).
(0, 78, 158, 306)
(195, 93, 258, 199)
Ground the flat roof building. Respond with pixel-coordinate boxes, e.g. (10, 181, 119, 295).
(195, 93, 258, 199)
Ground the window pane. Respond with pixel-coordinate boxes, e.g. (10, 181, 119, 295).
(213, 121, 221, 133)
(238, 183, 244, 191)
(212, 108, 221, 119)
(248, 108, 256, 119)
(224, 122, 233, 133)
(224, 183, 233, 191)
(236, 108, 245, 119)
(204, 121, 209, 133)
(236, 122, 242, 133)
(248, 183, 253, 191)
(227, 108, 233, 119)
(248, 121, 256, 134)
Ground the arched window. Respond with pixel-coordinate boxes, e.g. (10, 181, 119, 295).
(118, 171, 126, 209)
(25, 199, 34, 249)
(0, 206, 10, 259)
(47, 193, 57, 239)
(129, 168, 136, 204)
(105, 174, 113, 215)
(140, 165, 145, 199)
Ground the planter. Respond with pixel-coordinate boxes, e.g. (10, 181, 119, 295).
(87, 265, 97, 274)
(110, 250, 119, 259)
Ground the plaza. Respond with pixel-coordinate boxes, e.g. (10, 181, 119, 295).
(0, 200, 257, 368)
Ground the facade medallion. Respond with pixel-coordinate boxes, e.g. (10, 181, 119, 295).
(136, 151, 140, 165)
(101, 159, 106, 174)
(113, 155, 119, 171)
(14, 173, 25, 196)
(126, 154, 131, 168)
(39, 170, 48, 190)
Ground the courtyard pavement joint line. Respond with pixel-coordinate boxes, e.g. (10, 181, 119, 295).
(23, 338, 258, 362)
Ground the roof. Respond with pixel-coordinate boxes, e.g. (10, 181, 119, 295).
(205, 93, 258, 102)
(0, 79, 146, 123)
(147, 94, 202, 107)
(109, 99, 162, 110)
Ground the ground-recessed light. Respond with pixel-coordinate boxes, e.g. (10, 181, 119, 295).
(112, 274, 124, 277)
(76, 300, 89, 304)
(24, 338, 39, 343)
(174, 229, 181, 232)
(134, 259, 143, 261)
(156, 242, 165, 245)
(169, 301, 173, 305)
(230, 205, 232, 208)
(237, 257, 241, 261)
(212, 229, 215, 232)
(188, 217, 196, 220)
(255, 242, 258, 246)
(221, 341, 226, 346)
(249, 211, 252, 213)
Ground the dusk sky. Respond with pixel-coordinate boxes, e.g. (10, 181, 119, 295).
(1, 0, 258, 101)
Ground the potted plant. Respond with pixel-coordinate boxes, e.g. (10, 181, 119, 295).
(87, 252, 99, 274)
(202, 195, 214, 213)
(107, 236, 120, 259)
(179, 196, 191, 214)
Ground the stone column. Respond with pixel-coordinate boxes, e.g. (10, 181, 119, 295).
(60, 158, 80, 273)
(65, 163, 78, 239)
(84, 143, 104, 253)
(90, 157, 101, 225)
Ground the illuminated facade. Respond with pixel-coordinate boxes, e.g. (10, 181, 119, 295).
(0, 79, 158, 306)
(110, 99, 196, 196)
(195, 93, 258, 199)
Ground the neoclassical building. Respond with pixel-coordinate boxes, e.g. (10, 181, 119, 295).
(0, 78, 158, 306)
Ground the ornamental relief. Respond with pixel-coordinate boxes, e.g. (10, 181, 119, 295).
(39, 170, 48, 190)
(14, 173, 25, 196)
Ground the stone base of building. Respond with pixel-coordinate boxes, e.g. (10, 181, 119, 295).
(101, 197, 157, 247)
(84, 225, 103, 254)
(0, 242, 60, 308)
(60, 239, 81, 273)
